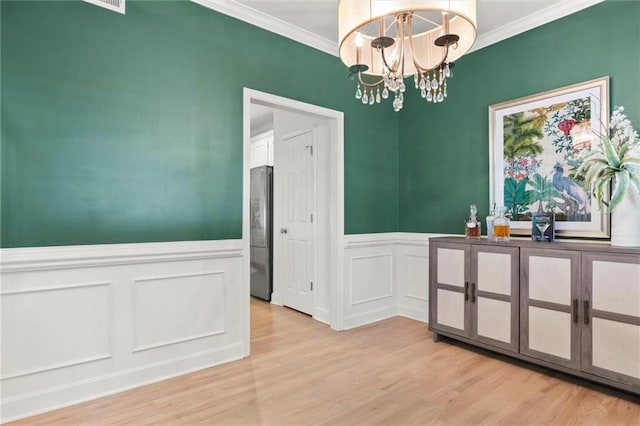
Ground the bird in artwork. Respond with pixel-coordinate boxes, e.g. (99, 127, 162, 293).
(552, 162, 587, 215)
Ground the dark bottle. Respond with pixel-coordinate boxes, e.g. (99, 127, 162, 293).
(465, 204, 481, 239)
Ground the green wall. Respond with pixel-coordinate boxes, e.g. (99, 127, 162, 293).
(1, 0, 399, 248)
(399, 0, 640, 233)
(4, 1, 638, 247)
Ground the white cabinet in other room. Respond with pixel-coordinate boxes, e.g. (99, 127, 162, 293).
(250, 131, 274, 168)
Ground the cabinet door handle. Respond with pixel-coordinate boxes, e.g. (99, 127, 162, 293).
(584, 300, 590, 325)
(572, 299, 578, 324)
(471, 283, 476, 304)
(464, 282, 469, 301)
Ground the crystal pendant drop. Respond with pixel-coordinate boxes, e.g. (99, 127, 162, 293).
(421, 88, 426, 98)
(444, 82, 448, 97)
(362, 92, 368, 104)
(426, 91, 433, 102)
(413, 74, 419, 89)
(445, 63, 451, 78)
(437, 91, 444, 103)
(419, 79, 426, 90)
(382, 87, 389, 99)
(369, 90, 375, 105)
(375, 89, 381, 104)
(355, 85, 362, 100)
(431, 78, 438, 90)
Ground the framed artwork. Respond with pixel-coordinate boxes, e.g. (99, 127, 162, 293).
(489, 77, 610, 238)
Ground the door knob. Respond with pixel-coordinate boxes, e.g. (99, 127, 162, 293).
(280, 228, 288, 234)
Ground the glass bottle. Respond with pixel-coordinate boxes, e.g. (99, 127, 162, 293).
(486, 203, 496, 240)
(465, 204, 481, 239)
(493, 206, 510, 240)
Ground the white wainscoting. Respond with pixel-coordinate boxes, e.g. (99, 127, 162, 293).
(343, 233, 446, 329)
(0, 240, 245, 422)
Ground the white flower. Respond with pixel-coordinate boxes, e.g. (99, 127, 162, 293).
(609, 106, 639, 150)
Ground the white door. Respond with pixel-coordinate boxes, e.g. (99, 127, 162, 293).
(277, 128, 316, 314)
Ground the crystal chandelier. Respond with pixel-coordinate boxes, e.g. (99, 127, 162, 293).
(338, 0, 477, 112)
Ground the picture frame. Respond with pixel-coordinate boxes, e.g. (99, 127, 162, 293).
(489, 77, 610, 239)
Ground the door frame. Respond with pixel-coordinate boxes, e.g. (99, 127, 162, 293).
(242, 88, 345, 354)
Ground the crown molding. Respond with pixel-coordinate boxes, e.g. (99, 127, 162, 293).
(191, 0, 338, 57)
(192, 0, 604, 59)
(469, 0, 605, 54)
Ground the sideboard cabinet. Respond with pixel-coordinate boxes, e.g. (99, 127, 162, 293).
(429, 237, 640, 395)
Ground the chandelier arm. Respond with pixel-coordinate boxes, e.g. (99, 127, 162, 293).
(379, 46, 397, 74)
(407, 16, 449, 74)
(398, 15, 406, 78)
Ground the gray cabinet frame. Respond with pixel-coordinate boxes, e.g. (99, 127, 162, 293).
(581, 252, 640, 389)
(429, 242, 471, 338)
(520, 247, 581, 370)
(429, 241, 519, 353)
(428, 236, 640, 396)
(470, 244, 519, 353)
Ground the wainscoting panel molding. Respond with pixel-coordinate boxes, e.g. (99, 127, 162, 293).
(131, 271, 226, 353)
(2, 234, 445, 421)
(342, 233, 445, 329)
(0, 240, 244, 423)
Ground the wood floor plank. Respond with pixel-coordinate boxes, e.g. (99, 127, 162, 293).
(8, 299, 640, 425)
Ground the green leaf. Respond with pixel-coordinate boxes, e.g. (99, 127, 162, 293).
(593, 177, 609, 210)
(600, 136, 621, 168)
(609, 171, 629, 212)
(584, 162, 608, 188)
(628, 172, 640, 196)
(622, 156, 640, 166)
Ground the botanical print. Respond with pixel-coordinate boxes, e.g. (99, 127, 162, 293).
(503, 97, 592, 222)
(490, 77, 610, 238)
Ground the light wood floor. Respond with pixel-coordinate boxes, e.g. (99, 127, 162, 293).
(10, 299, 640, 425)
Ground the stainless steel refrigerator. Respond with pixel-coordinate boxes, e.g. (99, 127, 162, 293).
(250, 166, 273, 301)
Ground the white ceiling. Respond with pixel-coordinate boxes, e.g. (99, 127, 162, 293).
(195, 0, 604, 56)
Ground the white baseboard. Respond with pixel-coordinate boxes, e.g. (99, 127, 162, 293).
(1, 343, 245, 423)
(398, 305, 429, 323)
(314, 307, 332, 325)
(343, 305, 398, 330)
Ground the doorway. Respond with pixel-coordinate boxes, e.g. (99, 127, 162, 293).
(242, 89, 345, 354)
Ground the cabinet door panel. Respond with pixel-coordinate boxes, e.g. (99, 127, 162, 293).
(529, 306, 573, 360)
(592, 260, 640, 317)
(583, 253, 640, 389)
(436, 289, 466, 331)
(592, 318, 640, 380)
(437, 248, 466, 287)
(471, 245, 519, 352)
(477, 298, 512, 344)
(521, 248, 580, 369)
(477, 252, 512, 295)
(429, 242, 470, 338)
(528, 256, 572, 305)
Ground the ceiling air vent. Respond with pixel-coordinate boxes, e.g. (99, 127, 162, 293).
(84, 0, 125, 14)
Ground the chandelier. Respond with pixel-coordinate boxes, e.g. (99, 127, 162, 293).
(338, 0, 477, 111)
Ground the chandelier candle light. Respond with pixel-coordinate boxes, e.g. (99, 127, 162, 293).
(339, 0, 477, 111)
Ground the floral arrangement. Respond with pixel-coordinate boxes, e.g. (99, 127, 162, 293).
(577, 106, 640, 212)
